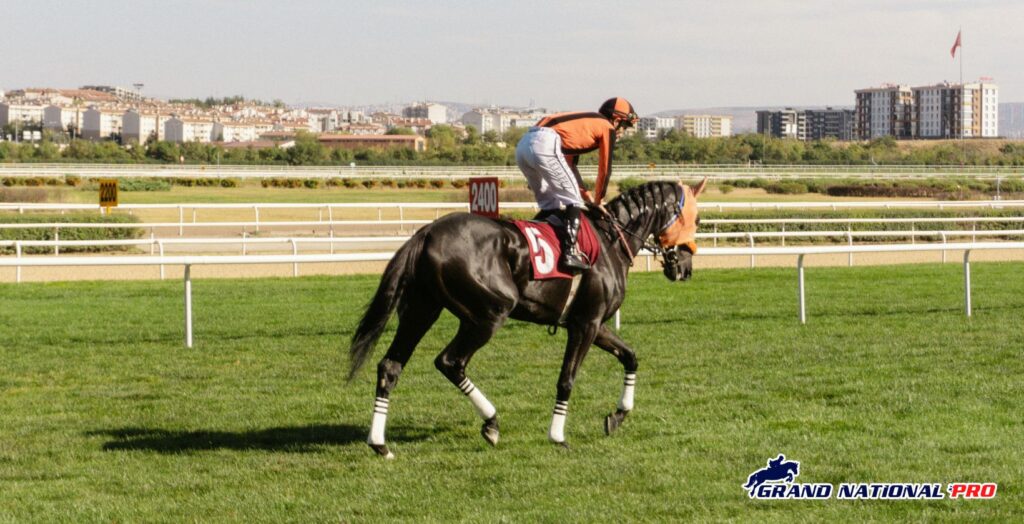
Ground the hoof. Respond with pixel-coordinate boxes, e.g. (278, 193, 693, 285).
(604, 409, 629, 436)
(481, 417, 500, 447)
(368, 443, 395, 459)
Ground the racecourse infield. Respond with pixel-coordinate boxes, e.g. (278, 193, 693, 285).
(0, 264, 1021, 521)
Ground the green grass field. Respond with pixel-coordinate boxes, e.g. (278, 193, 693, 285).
(1, 264, 1022, 522)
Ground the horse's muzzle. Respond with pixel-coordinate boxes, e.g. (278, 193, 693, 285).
(662, 245, 694, 282)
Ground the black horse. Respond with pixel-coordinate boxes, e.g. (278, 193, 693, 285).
(349, 179, 707, 458)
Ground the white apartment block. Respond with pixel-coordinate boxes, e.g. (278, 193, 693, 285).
(913, 83, 998, 138)
(461, 108, 544, 135)
(212, 121, 259, 142)
(854, 85, 914, 140)
(43, 105, 86, 133)
(679, 115, 732, 138)
(637, 116, 676, 139)
(164, 116, 216, 143)
(0, 103, 45, 127)
(403, 102, 448, 124)
(81, 106, 125, 140)
(461, 109, 496, 133)
(122, 109, 170, 143)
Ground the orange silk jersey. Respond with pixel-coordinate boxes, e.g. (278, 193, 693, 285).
(536, 112, 616, 201)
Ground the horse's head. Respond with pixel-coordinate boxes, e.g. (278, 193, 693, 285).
(657, 178, 706, 282)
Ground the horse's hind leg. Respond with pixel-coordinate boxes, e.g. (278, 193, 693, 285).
(593, 325, 638, 435)
(434, 317, 508, 447)
(368, 296, 442, 459)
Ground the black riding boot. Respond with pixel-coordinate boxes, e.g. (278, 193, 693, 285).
(560, 206, 590, 271)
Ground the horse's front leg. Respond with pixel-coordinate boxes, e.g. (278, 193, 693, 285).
(549, 321, 599, 447)
(593, 325, 637, 435)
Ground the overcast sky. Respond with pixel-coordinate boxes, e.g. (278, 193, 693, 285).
(1, 0, 1019, 113)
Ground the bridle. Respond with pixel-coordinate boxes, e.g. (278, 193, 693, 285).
(596, 185, 687, 263)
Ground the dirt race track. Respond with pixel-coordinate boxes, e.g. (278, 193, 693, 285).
(4, 248, 1023, 284)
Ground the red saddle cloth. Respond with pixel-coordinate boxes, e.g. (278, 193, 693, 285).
(512, 216, 601, 280)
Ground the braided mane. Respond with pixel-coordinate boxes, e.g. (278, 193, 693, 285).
(601, 181, 682, 241)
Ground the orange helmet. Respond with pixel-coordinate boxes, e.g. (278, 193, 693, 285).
(599, 97, 638, 128)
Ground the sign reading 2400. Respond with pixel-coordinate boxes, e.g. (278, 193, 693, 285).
(469, 177, 499, 218)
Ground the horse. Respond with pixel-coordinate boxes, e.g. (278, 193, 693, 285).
(743, 455, 801, 492)
(348, 179, 707, 458)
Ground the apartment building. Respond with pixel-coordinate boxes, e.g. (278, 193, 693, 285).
(679, 115, 732, 138)
(803, 108, 855, 141)
(913, 82, 998, 138)
(212, 121, 259, 142)
(636, 116, 676, 139)
(757, 109, 806, 140)
(164, 116, 215, 143)
(0, 103, 45, 128)
(122, 109, 171, 143)
(854, 85, 915, 140)
(402, 102, 447, 124)
(81, 106, 125, 140)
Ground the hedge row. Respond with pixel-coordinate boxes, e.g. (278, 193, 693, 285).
(259, 177, 497, 189)
(0, 213, 143, 254)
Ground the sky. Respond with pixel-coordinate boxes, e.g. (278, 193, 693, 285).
(1, 0, 1020, 114)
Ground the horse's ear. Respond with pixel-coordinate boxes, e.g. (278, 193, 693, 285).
(692, 177, 708, 198)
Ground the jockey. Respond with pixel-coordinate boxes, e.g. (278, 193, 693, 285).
(515, 97, 638, 270)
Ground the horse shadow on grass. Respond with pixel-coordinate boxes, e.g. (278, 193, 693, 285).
(86, 423, 434, 454)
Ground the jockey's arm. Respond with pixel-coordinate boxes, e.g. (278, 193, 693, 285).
(593, 126, 614, 203)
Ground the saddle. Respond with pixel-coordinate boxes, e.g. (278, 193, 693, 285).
(512, 213, 601, 280)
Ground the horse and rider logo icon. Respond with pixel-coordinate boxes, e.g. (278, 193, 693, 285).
(743, 454, 801, 493)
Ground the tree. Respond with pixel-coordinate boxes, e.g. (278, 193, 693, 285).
(386, 127, 415, 136)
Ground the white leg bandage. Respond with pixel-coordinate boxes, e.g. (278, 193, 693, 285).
(618, 373, 636, 412)
(368, 397, 389, 446)
(458, 377, 496, 420)
(549, 400, 569, 443)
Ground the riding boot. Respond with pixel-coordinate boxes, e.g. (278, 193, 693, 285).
(560, 206, 590, 271)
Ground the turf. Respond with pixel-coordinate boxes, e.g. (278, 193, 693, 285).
(0, 264, 1021, 522)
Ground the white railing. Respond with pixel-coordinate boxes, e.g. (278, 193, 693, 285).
(2, 242, 1022, 346)
(4, 199, 1024, 216)
(2, 162, 1023, 179)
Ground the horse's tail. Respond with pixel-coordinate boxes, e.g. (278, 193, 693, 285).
(347, 232, 426, 382)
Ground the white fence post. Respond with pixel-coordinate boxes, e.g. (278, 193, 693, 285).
(291, 239, 299, 277)
(254, 206, 260, 232)
(963, 250, 972, 317)
(797, 254, 806, 324)
(178, 206, 184, 236)
(15, 241, 22, 283)
(184, 264, 193, 348)
(53, 228, 59, 256)
(158, 241, 165, 280)
(614, 309, 621, 331)
(748, 233, 755, 268)
(847, 228, 853, 267)
(941, 232, 948, 263)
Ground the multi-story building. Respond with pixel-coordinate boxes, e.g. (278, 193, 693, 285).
(81, 106, 125, 140)
(637, 116, 676, 139)
(854, 85, 915, 139)
(80, 85, 143, 102)
(122, 109, 170, 143)
(43, 105, 89, 135)
(913, 82, 998, 139)
(402, 102, 447, 124)
(0, 103, 45, 128)
(211, 121, 258, 142)
(757, 109, 806, 140)
(164, 116, 216, 143)
(678, 115, 732, 138)
(803, 108, 855, 141)
(307, 108, 339, 132)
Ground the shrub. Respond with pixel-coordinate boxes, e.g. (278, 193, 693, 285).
(220, 178, 241, 188)
(395, 180, 408, 188)
(379, 178, 396, 188)
(118, 178, 172, 192)
(765, 182, 808, 195)
(303, 178, 321, 189)
(326, 177, 344, 187)
(410, 179, 428, 189)
(261, 179, 272, 188)
(617, 177, 646, 193)
(65, 175, 82, 187)
(342, 178, 359, 188)
(718, 184, 734, 194)
(450, 179, 467, 189)
(429, 179, 446, 189)
(361, 179, 378, 189)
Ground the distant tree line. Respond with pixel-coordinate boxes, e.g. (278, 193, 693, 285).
(2, 125, 1024, 166)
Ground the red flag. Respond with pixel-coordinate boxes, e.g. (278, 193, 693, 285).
(950, 30, 961, 59)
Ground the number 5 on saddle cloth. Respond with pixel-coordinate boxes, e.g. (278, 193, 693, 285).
(512, 214, 601, 280)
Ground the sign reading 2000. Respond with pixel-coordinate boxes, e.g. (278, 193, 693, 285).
(469, 177, 499, 218)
